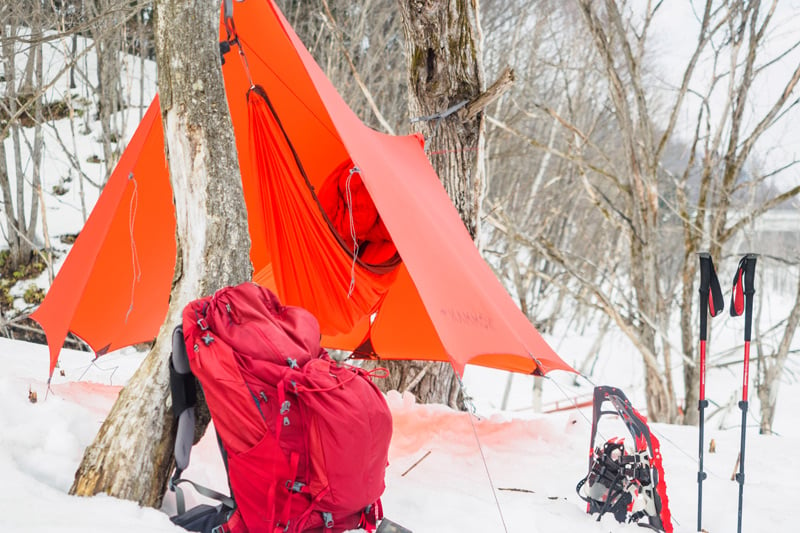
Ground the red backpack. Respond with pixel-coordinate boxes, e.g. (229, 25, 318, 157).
(169, 282, 392, 533)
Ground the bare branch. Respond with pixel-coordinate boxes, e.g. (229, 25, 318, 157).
(485, 114, 621, 187)
(462, 66, 514, 120)
(734, 64, 800, 170)
(319, 0, 395, 135)
(655, 1, 722, 161)
(721, 184, 800, 242)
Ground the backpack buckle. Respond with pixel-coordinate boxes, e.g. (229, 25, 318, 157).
(168, 469, 182, 491)
(285, 480, 305, 493)
(322, 512, 334, 528)
(197, 318, 209, 331)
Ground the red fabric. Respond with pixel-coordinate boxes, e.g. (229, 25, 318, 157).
(317, 160, 392, 246)
(222, 509, 248, 533)
(183, 283, 391, 533)
(316, 160, 395, 266)
(32, 0, 575, 378)
(732, 271, 745, 316)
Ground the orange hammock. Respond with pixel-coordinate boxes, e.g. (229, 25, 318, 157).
(246, 86, 399, 336)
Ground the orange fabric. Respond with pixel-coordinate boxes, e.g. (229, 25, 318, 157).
(31, 101, 175, 375)
(32, 0, 574, 378)
(247, 88, 396, 335)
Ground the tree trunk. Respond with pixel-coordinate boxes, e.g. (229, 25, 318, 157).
(374, 0, 486, 407)
(0, 137, 12, 265)
(379, 361, 463, 409)
(0, 11, 38, 271)
(757, 267, 800, 434)
(32, 18, 52, 282)
(398, 0, 485, 238)
(70, 32, 78, 90)
(28, 13, 44, 251)
(680, 251, 699, 425)
(70, 0, 252, 506)
(91, 0, 125, 181)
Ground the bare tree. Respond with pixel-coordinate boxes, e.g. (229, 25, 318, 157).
(88, 0, 126, 179)
(70, 0, 251, 505)
(675, 1, 800, 424)
(480, 0, 633, 408)
(756, 263, 800, 433)
(276, 0, 412, 140)
(1, 1, 150, 274)
(475, 0, 800, 423)
(0, 2, 45, 271)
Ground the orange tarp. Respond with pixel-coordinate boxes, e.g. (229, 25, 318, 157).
(32, 0, 574, 378)
(31, 101, 175, 367)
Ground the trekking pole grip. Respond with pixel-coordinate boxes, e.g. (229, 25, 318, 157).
(742, 254, 757, 343)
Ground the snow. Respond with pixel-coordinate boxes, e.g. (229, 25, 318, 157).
(0, 30, 156, 252)
(1, 333, 799, 533)
(3, 10, 800, 533)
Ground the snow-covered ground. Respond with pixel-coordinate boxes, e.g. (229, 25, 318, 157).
(3, 10, 800, 533)
(1, 330, 799, 533)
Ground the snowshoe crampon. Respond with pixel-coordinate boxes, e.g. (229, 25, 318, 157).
(576, 386, 673, 532)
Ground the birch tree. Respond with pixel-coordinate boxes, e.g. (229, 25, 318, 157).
(0, 2, 45, 272)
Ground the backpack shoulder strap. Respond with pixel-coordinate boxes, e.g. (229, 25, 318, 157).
(170, 324, 196, 482)
(169, 325, 236, 518)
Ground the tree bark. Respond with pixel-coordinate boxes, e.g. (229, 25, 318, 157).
(680, 252, 699, 425)
(398, 0, 485, 238)
(372, 0, 487, 408)
(70, 0, 252, 507)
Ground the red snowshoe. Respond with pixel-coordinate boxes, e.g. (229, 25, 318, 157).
(576, 386, 673, 532)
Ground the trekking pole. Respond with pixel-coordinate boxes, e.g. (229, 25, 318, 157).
(729, 254, 757, 533)
(696, 253, 724, 533)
